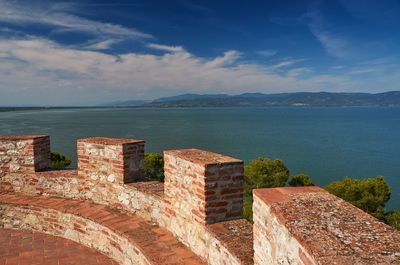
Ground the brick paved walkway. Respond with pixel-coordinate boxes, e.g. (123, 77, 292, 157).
(0, 228, 117, 265)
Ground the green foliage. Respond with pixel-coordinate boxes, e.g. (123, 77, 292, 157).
(385, 211, 400, 231)
(244, 157, 289, 196)
(325, 176, 391, 220)
(50, 151, 71, 170)
(144, 153, 164, 181)
(288, 174, 314, 187)
(243, 157, 289, 222)
(243, 196, 254, 222)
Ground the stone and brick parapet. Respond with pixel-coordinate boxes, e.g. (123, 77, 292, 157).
(1, 135, 400, 265)
(0, 136, 250, 265)
(253, 187, 400, 265)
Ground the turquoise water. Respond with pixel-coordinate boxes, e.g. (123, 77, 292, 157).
(1, 107, 399, 209)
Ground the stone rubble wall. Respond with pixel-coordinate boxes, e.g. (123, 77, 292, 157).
(253, 193, 315, 265)
(253, 187, 400, 265)
(0, 136, 50, 178)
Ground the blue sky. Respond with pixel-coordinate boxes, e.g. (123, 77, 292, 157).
(0, 0, 399, 105)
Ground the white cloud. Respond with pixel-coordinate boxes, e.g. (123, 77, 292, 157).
(1, 37, 384, 105)
(1, 34, 399, 106)
(0, 1, 152, 40)
(147, 44, 185, 53)
(206, 50, 241, 67)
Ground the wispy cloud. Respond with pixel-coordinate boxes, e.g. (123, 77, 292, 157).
(0, 1, 152, 40)
(272, 58, 306, 68)
(306, 10, 350, 58)
(147, 43, 185, 53)
(85, 39, 122, 50)
(256, 50, 278, 57)
(206, 51, 242, 67)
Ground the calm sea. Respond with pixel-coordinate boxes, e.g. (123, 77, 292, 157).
(1, 107, 399, 209)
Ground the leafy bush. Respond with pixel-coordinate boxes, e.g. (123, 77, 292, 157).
(244, 157, 289, 196)
(144, 153, 164, 181)
(50, 151, 71, 170)
(385, 211, 400, 231)
(243, 196, 254, 222)
(325, 176, 391, 220)
(243, 157, 289, 222)
(288, 174, 314, 187)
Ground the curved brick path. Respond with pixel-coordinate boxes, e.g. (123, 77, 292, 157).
(0, 194, 205, 265)
(0, 228, 117, 265)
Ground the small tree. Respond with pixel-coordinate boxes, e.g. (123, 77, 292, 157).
(243, 157, 289, 222)
(244, 157, 289, 196)
(51, 151, 71, 170)
(325, 176, 391, 220)
(289, 174, 314, 187)
(144, 153, 164, 181)
(385, 211, 400, 231)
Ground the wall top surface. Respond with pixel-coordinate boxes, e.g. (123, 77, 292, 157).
(164, 148, 243, 166)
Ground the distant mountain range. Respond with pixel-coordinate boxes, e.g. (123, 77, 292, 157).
(103, 91, 400, 107)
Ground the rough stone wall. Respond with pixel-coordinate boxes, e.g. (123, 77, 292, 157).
(0, 136, 50, 178)
(253, 187, 400, 265)
(77, 137, 145, 184)
(163, 149, 244, 225)
(253, 192, 315, 265)
(159, 213, 243, 265)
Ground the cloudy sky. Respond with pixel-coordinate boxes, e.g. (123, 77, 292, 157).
(1, 0, 400, 105)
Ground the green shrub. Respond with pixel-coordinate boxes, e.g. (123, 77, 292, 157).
(288, 174, 314, 187)
(385, 211, 400, 231)
(325, 176, 391, 220)
(50, 151, 71, 170)
(244, 157, 289, 196)
(243, 157, 289, 222)
(144, 153, 164, 181)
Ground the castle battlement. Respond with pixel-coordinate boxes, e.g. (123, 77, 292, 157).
(0, 135, 399, 264)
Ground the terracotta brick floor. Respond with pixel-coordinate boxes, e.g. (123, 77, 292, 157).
(0, 228, 118, 265)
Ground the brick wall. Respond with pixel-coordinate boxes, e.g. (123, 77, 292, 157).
(164, 149, 244, 224)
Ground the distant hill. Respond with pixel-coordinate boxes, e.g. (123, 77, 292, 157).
(100, 99, 149, 107)
(102, 91, 400, 107)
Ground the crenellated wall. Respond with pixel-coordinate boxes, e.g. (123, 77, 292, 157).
(0, 135, 399, 265)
